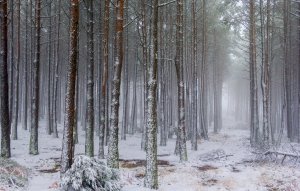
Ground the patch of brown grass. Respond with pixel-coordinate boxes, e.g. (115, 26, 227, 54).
(194, 165, 218, 171)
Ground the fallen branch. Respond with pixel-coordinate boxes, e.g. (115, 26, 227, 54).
(264, 150, 300, 164)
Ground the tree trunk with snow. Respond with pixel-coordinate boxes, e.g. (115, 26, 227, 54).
(141, 0, 149, 151)
(144, 0, 158, 189)
(107, 0, 124, 169)
(175, 0, 187, 162)
(61, 0, 79, 174)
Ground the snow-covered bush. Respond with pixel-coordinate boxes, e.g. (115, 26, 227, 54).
(0, 158, 28, 191)
(61, 155, 121, 191)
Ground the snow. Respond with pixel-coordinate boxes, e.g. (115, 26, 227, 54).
(2, 117, 300, 190)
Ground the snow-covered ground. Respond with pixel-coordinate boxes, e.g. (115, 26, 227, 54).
(4, 117, 300, 191)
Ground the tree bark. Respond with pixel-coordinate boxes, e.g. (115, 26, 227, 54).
(84, 0, 95, 157)
(249, 0, 259, 146)
(99, 0, 110, 159)
(0, 0, 10, 158)
(107, 0, 124, 169)
(175, 0, 187, 162)
(61, 0, 79, 174)
(191, 0, 198, 150)
(144, 0, 158, 188)
(11, 0, 21, 140)
(29, 0, 41, 155)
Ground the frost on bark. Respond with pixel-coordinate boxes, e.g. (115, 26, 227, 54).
(61, 0, 79, 174)
(84, 0, 95, 157)
(99, 0, 110, 159)
(175, 0, 187, 162)
(144, 0, 158, 189)
(107, 0, 124, 169)
(29, 0, 41, 155)
(0, 0, 11, 158)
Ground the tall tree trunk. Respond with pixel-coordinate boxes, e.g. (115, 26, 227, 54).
(145, 0, 158, 189)
(0, 0, 10, 158)
(249, 0, 259, 146)
(99, 0, 110, 159)
(141, 0, 148, 151)
(191, 0, 198, 151)
(8, 0, 13, 126)
(23, 0, 29, 131)
(84, 0, 95, 157)
(11, 0, 20, 140)
(29, 0, 41, 155)
(46, 0, 52, 135)
(52, 0, 61, 139)
(107, 0, 124, 169)
(175, 0, 187, 162)
(60, 0, 79, 174)
(200, 0, 208, 140)
(262, 0, 271, 148)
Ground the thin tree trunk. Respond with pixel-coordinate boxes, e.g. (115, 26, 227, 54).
(52, 0, 61, 139)
(22, 0, 28, 131)
(46, 0, 52, 135)
(11, 0, 20, 140)
(191, 0, 198, 150)
(99, 0, 110, 159)
(8, 0, 13, 126)
(249, 0, 259, 146)
(84, 0, 95, 157)
(29, 0, 41, 155)
(141, 0, 148, 151)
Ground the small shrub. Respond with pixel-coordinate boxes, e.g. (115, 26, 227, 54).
(61, 155, 121, 191)
(0, 158, 28, 191)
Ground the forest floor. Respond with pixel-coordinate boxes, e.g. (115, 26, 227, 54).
(2, 117, 300, 191)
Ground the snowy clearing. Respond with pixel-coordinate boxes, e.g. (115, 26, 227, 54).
(2, 118, 300, 191)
